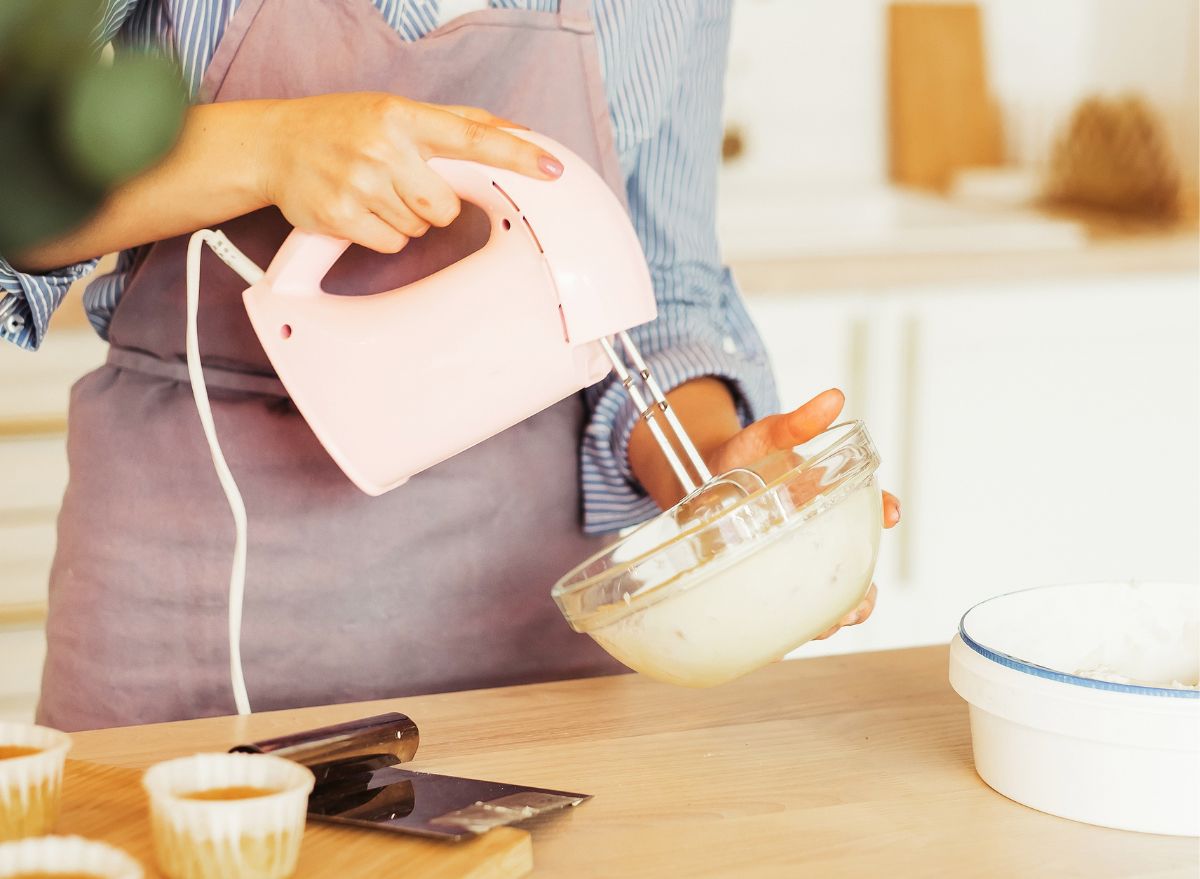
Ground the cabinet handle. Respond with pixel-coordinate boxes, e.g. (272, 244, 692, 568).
(848, 317, 870, 418)
(896, 314, 920, 583)
(721, 124, 746, 163)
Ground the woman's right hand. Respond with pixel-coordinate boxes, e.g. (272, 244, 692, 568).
(255, 93, 562, 254)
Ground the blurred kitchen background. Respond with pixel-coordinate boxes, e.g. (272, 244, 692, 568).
(1, 0, 1197, 721)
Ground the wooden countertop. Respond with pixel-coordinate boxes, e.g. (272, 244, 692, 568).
(68, 645, 1196, 877)
(729, 232, 1198, 295)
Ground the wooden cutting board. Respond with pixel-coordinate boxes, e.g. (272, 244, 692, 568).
(55, 760, 532, 879)
(888, 3, 1003, 190)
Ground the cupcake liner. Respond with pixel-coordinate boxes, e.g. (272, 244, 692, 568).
(143, 753, 314, 879)
(0, 722, 72, 841)
(0, 834, 143, 878)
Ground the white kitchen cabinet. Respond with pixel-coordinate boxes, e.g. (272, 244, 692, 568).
(0, 521, 58, 607)
(744, 271, 1200, 660)
(0, 328, 106, 723)
(895, 274, 1199, 642)
(744, 295, 869, 417)
(0, 630, 45, 723)
(2, 437, 71, 515)
(0, 331, 107, 425)
(0, 436, 68, 723)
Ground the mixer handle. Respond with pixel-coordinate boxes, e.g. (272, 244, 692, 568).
(263, 155, 521, 297)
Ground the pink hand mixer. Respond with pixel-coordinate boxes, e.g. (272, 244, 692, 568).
(237, 129, 713, 493)
(187, 130, 735, 714)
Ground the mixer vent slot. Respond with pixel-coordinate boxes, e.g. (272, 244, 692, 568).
(521, 216, 544, 253)
(491, 181, 520, 212)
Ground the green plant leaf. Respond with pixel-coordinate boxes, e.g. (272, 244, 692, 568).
(0, 122, 100, 255)
(0, 0, 103, 93)
(0, 0, 40, 44)
(57, 52, 188, 190)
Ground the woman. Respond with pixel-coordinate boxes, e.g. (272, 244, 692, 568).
(2, 0, 899, 731)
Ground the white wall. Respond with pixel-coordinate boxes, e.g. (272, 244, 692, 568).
(722, 0, 888, 190)
(1085, 0, 1198, 174)
(721, 0, 1199, 190)
(979, 0, 1091, 167)
(983, 0, 1199, 171)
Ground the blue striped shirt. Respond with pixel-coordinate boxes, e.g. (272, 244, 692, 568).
(0, 0, 778, 533)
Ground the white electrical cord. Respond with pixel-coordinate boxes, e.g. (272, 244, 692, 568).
(185, 229, 265, 716)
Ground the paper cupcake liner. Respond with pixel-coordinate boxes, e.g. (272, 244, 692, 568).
(143, 753, 314, 879)
(0, 722, 71, 841)
(0, 834, 143, 878)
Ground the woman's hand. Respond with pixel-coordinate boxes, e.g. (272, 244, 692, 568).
(256, 93, 562, 254)
(705, 387, 900, 639)
(705, 389, 897, 634)
(630, 381, 900, 640)
(13, 95, 562, 272)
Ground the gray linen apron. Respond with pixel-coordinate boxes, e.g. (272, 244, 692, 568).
(37, 0, 629, 732)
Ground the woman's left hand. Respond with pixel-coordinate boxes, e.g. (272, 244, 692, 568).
(704, 387, 900, 640)
(632, 382, 900, 641)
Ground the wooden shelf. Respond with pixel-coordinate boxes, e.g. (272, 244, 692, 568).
(0, 416, 67, 438)
(0, 601, 48, 629)
(732, 232, 1199, 295)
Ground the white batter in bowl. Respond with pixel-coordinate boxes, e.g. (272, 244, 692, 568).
(552, 421, 883, 687)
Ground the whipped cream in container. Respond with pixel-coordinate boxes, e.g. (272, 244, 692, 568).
(961, 581, 1199, 693)
(951, 581, 1199, 837)
(552, 421, 883, 687)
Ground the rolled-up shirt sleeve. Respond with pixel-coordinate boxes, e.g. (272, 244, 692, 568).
(581, 1, 779, 535)
(0, 257, 100, 351)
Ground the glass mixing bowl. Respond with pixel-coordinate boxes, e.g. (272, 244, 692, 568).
(552, 421, 883, 687)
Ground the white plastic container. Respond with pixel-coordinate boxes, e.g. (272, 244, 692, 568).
(949, 582, 1199, 836)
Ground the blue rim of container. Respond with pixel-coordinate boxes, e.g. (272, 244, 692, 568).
(959, 585, 1199, 700)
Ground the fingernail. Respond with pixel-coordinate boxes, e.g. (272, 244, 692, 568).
(538, 155, 563, 178)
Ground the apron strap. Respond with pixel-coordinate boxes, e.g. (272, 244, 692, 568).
(107, 346, 289, 398)
(197, 0, 272, 103)
(558, 0, 592, 33)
